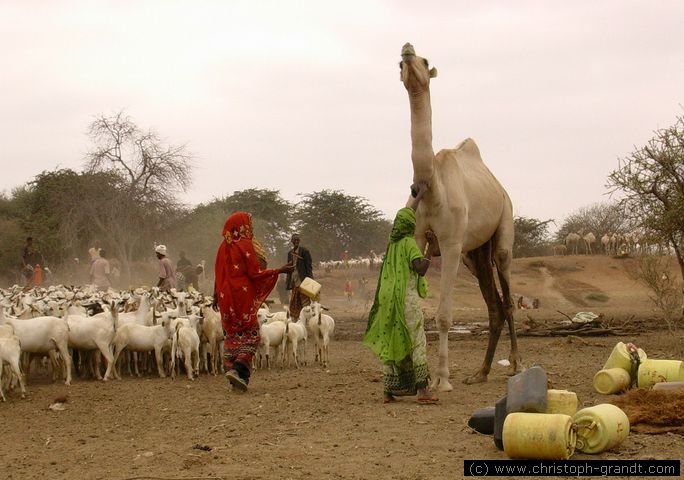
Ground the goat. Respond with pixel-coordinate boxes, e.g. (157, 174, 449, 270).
(283, 311, 308, 368)
(199, 306, 223, 375)
(256, 320, 286, 369)
(170, 315, 202, 380)
(0, 314, 72, 385)
(111, 312, 175, 378)
(308, 303, 335, 368)
(66, 303, 117, 381)
(0, 335, 26, 401)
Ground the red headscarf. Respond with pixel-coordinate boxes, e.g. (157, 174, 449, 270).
(214, 212, 279, 329)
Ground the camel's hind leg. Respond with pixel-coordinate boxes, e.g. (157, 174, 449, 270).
(464, 240, 506, 384)
(492, 217, 522, 376)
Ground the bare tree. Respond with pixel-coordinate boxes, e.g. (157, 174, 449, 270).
(86, 111, 192, 205)
(607, 113, 684, 283)
(83, 111, 194, 281)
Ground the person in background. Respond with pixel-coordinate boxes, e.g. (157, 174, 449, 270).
(155, 244, 176, 291)
(285, 233, 314, 320)
(363, 183, 439, 405)
(21, 237, 43, 287)
(177, 251, 192, 271)
(213, 211, 294, 392)
(90, 249, 112, 292)
(344, 279, 354, 302)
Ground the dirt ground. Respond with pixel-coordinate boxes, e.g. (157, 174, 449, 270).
(2, 255, 684, 480)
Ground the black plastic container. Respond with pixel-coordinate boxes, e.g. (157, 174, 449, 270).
(493, 395, 507, 450)
(468, 406, 495, 435)
(507, 365, 548, 413)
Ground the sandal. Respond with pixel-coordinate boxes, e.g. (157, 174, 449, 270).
(226, 370, 248, 393)
(417, 395, 439, 405)
(383, 394, 397, 404)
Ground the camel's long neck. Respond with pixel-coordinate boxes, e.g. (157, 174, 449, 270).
(408, 89, 435, 184)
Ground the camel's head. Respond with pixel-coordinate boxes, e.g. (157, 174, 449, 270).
(399, 42, 438, 91)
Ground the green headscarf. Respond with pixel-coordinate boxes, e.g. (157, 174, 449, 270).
(363, 208, 428, 363)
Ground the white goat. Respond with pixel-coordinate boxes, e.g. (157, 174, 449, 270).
(199, 306, 223, 375)
(111, 312, 175, 378)
(308, 303, 335, 368)
(283, 311, 308, 368)
(66, 305, 117, 381)
(0, 315, 72, 385)
(170, 315, 202, 380)
(0, 335, 26, 401)
(257, 320, 286, 369)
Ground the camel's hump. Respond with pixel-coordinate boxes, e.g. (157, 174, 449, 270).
(454, 138, 481, 157)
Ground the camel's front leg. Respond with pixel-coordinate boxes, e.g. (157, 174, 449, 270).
(432, 243, 463, 392)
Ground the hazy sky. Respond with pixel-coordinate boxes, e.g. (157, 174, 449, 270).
(2, 1, 683, 226)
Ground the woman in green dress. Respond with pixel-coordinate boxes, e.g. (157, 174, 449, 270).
(363, 183, 438, 404)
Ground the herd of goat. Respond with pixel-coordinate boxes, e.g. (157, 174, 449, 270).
(0, 284, 335, 401)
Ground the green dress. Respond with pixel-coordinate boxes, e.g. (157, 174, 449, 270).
(363, 207, 430, 395)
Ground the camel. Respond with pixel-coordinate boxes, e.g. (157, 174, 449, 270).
(553, 244, 567, 256)
(565, 232, 581, 255)
(601, 233, 611, 256)
(583, 231, 596, 255)
(399, 43, 520, 387)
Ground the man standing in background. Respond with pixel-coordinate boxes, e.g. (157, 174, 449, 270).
(90, 249, 111, 292)
(285, 233, 313, 319)
(155, 244, 176, 291)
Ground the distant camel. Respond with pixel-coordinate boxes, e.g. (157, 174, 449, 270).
(399, 43, 520, 387)
(601, 234, 611, 256)
(583, 232, 596, 255)
(553, 244, 567, 256)
(565, 232, 581, 255)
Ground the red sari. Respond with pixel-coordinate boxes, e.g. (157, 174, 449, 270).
(214, 212, 279, 373)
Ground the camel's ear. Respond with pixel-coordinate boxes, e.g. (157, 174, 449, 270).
(429, 67, 438, 78)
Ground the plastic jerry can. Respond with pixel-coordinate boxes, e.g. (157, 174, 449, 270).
(299, 277, 321, 299)
(573, 404, 630, 454)
(468, 406, 495, 435)
(493, 396, 507, 450)
(545, 389, 578, 416)
(503, 412, 576, 460)
(603, 342, 647, 372)
(507, 365, 548, 413)
(637, 359, 684, 388)
(593, 368, 631, 394)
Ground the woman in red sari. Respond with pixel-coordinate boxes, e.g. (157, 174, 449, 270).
(213, 212, 293, 391)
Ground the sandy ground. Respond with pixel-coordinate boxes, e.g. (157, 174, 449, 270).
(2, 255, 684, 480)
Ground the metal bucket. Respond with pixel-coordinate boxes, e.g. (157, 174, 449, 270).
(573, 404, 630, 454)
(545, 389, 578, 416)
(593, 368, 631, 395)
(503, 413, 576, 459)
(637, 359, 684, 388)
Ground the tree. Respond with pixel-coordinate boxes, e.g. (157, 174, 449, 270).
(513, 216, 553, 258)
(83, 111, 194, 281)
(86, 111, 192, 205)
(296, 190, 391, 262)
(607, 113, 684, 282)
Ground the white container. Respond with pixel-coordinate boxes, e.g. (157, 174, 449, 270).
(299, 277, 321, 299)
